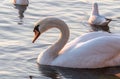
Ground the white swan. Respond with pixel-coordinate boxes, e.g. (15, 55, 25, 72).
(12, 0, 29, 5)
(88, 2, 111, 32)
(32, 17, 120, 68)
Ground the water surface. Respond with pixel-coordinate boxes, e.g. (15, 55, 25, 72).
(0, 0, 120, 79)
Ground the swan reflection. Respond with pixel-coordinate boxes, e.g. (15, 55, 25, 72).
(12, 0, 29, 24)
(38, 65, 120, 79)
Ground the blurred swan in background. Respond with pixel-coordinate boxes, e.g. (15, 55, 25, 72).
(12, 0, 29, 5)
(88, 2, 111, 33)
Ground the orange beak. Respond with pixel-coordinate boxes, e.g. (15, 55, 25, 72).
(32, 30, 40, 43)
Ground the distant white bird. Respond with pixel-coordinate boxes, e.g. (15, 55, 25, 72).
(12, 0, 29, 5)
(88, 2, 111, 32)
(32, 17, 120, 68)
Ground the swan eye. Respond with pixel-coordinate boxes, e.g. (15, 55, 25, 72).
(33, 25, 39, 32)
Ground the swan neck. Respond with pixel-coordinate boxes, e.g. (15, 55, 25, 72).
(38, 22, 69, 65)
(56, 24, 70, 51)
(51, 23, 70, 54)
(92, 3, 99, 15)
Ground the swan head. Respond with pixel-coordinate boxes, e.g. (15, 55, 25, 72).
(88, 2, 111, 33)
(32, 18, 68, 43)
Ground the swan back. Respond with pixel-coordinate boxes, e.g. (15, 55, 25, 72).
(59, 31, 111, 54)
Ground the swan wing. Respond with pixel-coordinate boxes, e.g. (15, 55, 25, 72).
(59, 32, 111, 54)
(52, 36, 120, 68)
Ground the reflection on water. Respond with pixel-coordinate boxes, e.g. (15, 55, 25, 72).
(13, 4, 28, 24)
(38, 65, 120, 79)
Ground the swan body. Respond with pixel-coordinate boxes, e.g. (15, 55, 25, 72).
(88, 3, 111, 32)
(33, 18, 120, 68)
(12, 0, 29, 5)
(88, 3, 106, 25)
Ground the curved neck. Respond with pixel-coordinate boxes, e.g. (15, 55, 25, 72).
(39, 23, 70, 65)
(92, 3, 99, 15)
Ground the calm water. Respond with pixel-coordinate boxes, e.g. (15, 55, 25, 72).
(0, 0, 120, 79)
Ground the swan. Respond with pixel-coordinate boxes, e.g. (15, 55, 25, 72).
(12, 0, 29, 5)
(88, 2, 111, 32)
(32, 17, 120, 68)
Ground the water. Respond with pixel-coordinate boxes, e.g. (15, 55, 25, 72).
(0, 0, 120, 79)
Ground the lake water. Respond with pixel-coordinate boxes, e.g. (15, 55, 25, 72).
(0, 0, 120, 79)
